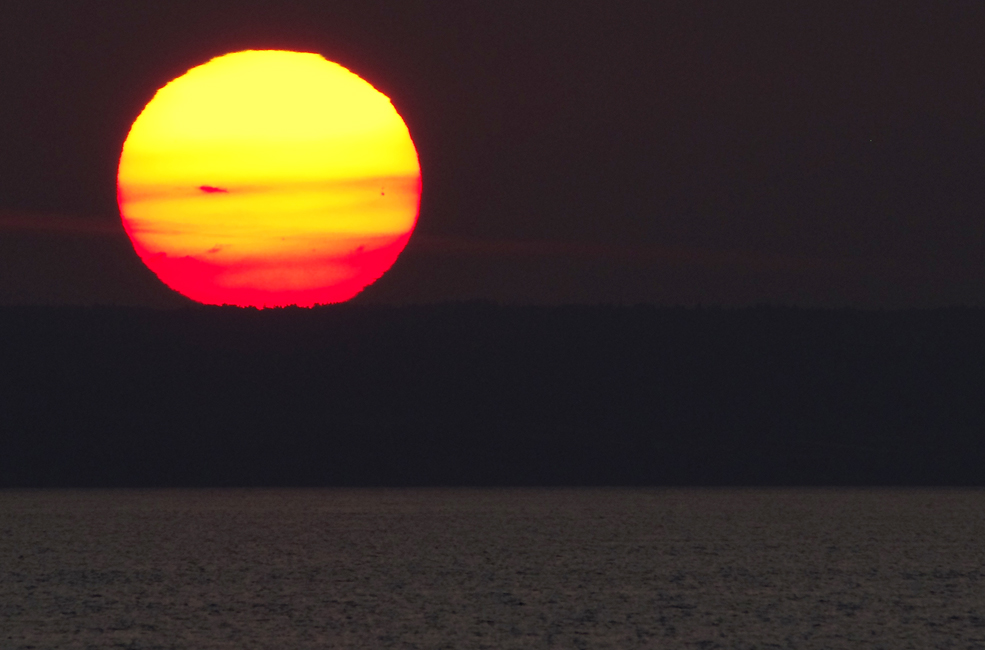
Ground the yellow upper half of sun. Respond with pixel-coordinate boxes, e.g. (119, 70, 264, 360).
(118, 50, 421, 261)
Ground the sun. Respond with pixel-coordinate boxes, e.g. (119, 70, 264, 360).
(117, 50, 421, 307)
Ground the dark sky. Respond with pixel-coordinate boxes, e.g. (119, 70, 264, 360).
(2, 0, 984, 307)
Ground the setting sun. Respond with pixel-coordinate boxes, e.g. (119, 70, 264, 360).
(117, 50, 421, 307)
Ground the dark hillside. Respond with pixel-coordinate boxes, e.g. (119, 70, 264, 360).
(1, 304, 984, 486)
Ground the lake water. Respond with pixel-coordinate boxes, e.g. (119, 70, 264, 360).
(2, 489, 985, 649)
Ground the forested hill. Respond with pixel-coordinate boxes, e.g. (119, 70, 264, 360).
(1, 303, 984, 487)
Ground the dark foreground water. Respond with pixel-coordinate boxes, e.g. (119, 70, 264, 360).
(2, 489, 984, 649)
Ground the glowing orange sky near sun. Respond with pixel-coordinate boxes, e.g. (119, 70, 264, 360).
(117, 50, 421, 307)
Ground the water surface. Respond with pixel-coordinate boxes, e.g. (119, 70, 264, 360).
(3, 489, 984, 649)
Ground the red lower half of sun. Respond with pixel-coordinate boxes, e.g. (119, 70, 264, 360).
(126, 230, 413, 307)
